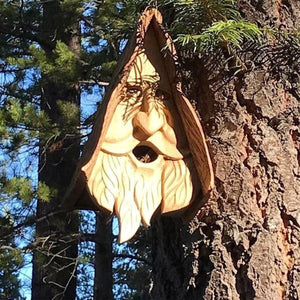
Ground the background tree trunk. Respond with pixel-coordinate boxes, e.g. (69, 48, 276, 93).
(151, 1, 300, 299)
(32, 1, 80, 299)
(94, 211, 114, 300)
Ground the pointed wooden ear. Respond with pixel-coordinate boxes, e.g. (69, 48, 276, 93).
(172, 83, 214, 195)
(64, 8, 214, 243)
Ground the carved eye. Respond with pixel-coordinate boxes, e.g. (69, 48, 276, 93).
(127, 86, 141, 97)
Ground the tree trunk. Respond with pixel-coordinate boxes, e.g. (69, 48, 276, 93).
(94, 211, 114, 300)
(32, 1, 80, 299)
(151, 1, 300, 299)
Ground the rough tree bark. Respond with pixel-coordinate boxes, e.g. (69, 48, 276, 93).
(32, 1, 80, 299)
(151, 1, 299, 299)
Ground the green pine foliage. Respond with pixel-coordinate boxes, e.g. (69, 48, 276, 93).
(160, 0, 300, 73)
(174, 20, 262, 53)
(161, 0, 263, 56)
(0, 215, 25, 299)
(0, 247, 24, 299)
(3, 177, 33, 204)
(29, 42, 81, 85)
(36, 182, 52, 202)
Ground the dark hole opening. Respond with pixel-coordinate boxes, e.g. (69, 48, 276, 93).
(132, 145, 158, 163)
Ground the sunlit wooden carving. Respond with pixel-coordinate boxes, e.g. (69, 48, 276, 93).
(65, 8, 214, 243)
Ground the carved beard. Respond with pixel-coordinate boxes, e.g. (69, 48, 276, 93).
(88, 149, 195, 242)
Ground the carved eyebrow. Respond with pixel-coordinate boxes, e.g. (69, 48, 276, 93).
(126, 82, 142, 88)
(127, 74, 160, 84)
(126, 80, 155, 89)
(126, 80, 171, 95)
(126, 80, 142, 86)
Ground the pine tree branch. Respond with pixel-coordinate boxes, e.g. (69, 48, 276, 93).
(0, 208, 70, 240)
(0, 23, 52, 50)
(113, 253, 152, 266)
(79, 80, 109, 86)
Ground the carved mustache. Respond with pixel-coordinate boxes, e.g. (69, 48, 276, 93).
(102, 132, 183, 161)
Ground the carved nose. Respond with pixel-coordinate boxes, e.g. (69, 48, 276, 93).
(132, 96, 164, 139)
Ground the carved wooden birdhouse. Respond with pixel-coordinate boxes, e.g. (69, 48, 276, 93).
(65, 8, 214, 242)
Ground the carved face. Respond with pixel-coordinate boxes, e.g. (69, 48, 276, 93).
(87, 50, 198, 242)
